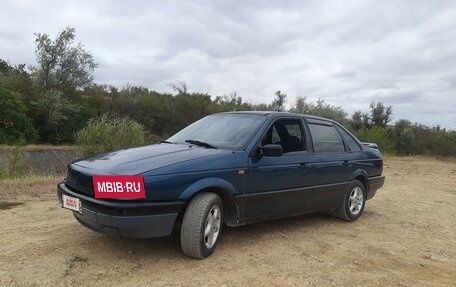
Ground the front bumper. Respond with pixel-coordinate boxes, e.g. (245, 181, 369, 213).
(57, 182, 185, 238)
(366, 175, 385, 200)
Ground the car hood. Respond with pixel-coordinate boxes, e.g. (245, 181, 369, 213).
(71, 143, 233, 175)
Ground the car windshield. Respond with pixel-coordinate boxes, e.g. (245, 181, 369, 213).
(167, 114, 266, 150)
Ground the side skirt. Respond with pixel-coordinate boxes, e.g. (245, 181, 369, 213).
(233, 181, 349, 226)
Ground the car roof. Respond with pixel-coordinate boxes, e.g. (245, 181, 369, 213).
(219, 111, 336, 123)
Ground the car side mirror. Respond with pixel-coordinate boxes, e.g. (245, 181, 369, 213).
(260, 144, 283, 157)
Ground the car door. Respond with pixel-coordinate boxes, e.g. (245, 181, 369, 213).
(246, 117, 315, 219)
(304, 119, 356, 206)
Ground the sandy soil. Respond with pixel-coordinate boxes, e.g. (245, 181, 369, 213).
(0, 157, 455, 287)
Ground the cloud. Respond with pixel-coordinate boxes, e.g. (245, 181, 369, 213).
(0, 0, 455, 128)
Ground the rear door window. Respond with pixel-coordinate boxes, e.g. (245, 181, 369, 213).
(308, 123, 345, 153)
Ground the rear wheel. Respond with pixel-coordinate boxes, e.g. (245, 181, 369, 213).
(336, 180, 366, 221)
(180, 192, 223, 259)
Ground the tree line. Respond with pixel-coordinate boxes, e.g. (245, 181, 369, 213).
(1, 27, 455, 156)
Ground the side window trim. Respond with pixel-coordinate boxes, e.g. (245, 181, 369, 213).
(306, 118, 333, 126)
(290, 119, 306, 152)
(333, 125, 349, 152)
(302, 118, 314, 153)
(306, 121, 347, 154)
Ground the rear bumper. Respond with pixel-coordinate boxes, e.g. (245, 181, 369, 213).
(366, 175, 385, 200)
(57, 182, 185, 238)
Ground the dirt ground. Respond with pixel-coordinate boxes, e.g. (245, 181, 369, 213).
(0, 156, 455, 287)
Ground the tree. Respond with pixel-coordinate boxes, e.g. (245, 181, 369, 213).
(251, 103, 270, 111)
(33, 27, 97, 92)
(290, 96, 310, 114)
(369, 101, 392, 127)
(0, 86, 37, 144)
(393, 119, 414, 154)
(312, 99, 347, 124)
(270, 90, 287, 111)
(0, 59, 36, 104)
(169, 81, 188, 96)
(351, 111, 364, 130)
(350, 102, 392, 130)
(350, 110, 370, 130)
(172, 92, 213, 128)
(213, 92, 251, 112)
(31, 89, 86, 143)
(290, 97, 347, 124)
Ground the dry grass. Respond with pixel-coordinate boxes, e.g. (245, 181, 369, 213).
(383, 154, 456, 164)
(0, 145, 77, 152)
(0, 175, 61, 201)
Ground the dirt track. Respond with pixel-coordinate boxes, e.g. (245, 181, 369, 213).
(0, 157, 455, 286)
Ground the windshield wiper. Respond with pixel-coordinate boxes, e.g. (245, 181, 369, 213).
(185, 139, 217, 149)
(160, 140, 174, 144)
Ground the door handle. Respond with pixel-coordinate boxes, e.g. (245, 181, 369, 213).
(343, 161, 352, 167)
(299, 163, 310, 169)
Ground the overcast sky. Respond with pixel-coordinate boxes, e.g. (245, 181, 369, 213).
(1, 0, 455, 128)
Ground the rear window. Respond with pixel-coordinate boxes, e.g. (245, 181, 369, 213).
(308, 123, 345, 153)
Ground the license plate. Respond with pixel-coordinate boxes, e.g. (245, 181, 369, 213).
(62, 194, 81, 212)
(92, 175, 146, 199)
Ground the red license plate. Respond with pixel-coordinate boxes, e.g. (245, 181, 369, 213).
(92, 175, 146, 199)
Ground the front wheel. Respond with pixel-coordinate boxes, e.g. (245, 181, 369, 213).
(336, 180, 366, 221)
(180, 192, 223, 259)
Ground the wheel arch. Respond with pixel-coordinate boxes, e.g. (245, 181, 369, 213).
(178, 178, 241, 226)
(349, 169, 369, 196)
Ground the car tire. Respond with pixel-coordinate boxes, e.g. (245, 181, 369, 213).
(180, 192, 223, 259)
(336, 180, 366, 221)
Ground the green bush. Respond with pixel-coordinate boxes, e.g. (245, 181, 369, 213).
(31, 89, 89, 144)
(76, 114, 148, 156)
(0, 86, 37, 144)
(354, 127, 395, 155)
(430, 129, 456, 157)
(390, 119, 456, 156)
(0, 201, 24, 210)
(392, 119, 415, 155)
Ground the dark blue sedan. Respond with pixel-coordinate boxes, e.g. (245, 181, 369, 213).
(58, 112, 385, 258)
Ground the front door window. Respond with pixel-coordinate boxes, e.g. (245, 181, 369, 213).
(262, 119, 306, 153)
